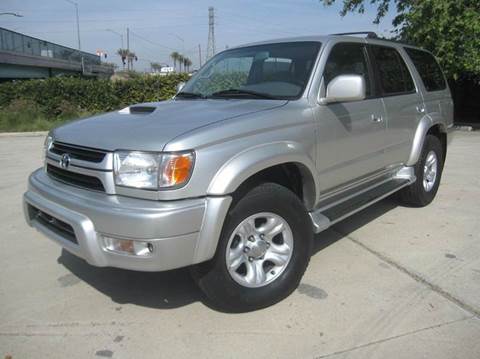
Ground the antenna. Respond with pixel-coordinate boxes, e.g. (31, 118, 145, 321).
(206, 7, 216, 60)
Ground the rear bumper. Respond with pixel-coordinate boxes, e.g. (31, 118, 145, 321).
(23, 169, 231, 271)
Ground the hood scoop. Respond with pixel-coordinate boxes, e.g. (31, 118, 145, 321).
(119, 106, 156, 115)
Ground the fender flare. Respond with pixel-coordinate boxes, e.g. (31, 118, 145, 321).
(207, 141, 319, 208)
(406, 115, 447, 166)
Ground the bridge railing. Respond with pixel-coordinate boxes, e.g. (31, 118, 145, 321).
(0, 27, 101, 66)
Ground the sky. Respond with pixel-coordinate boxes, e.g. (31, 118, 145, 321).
(1, 0, 396, 71)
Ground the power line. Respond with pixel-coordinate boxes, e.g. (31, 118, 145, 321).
(129, 30, 182, 52)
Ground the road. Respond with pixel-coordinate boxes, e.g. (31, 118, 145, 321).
(1, 131, 479, 359)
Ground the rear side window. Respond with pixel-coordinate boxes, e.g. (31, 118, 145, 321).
(370, 45, 415, 96)
(324, 42, 372, 97)
(404, 48, 446, 92)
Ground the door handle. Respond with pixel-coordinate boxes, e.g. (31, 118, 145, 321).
(416, 106, 425, 114)
(371, 114, 384, 123)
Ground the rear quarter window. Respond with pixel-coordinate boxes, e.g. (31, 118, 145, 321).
(404, 48, 447, 92)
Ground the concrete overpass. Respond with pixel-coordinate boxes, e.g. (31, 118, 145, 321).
(0, 27, 114, 80)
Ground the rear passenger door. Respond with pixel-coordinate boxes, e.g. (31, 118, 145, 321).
(368, 44, 424, 167)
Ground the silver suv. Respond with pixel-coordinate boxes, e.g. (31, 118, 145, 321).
(23, 33, 453, 312)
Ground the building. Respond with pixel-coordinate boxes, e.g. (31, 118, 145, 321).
(0, 27, 113, 81)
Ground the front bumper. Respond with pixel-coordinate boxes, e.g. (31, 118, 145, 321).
(23, 169, 231, 271)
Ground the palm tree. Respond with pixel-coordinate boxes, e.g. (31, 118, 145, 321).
(185, 58, 192, 73)
(150, 62, 162, 72)
(127, 51, 137, 71)
(183, 57, 188, 73)
(117, 48, 129, 70)
(177, 54, 184, 73)
(170, 51, 180, 72)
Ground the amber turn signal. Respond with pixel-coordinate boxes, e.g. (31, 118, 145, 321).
(159, 152, 194, 188)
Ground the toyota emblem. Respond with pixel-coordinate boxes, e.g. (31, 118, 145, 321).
(59, 153, 71, 169)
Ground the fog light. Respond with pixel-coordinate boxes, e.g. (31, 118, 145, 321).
(102, 236, 153, 256)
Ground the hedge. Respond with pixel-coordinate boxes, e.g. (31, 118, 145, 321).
(0, 74, 190, 118)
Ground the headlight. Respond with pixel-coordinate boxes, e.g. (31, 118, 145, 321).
(114, 151, 194, 190)
(43, 134, 53, 161)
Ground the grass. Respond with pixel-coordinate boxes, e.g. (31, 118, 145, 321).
(0, 99, 93, 133)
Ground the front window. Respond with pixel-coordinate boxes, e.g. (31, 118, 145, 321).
(324, 42, 372, 97)
(179, 41, 321, 100)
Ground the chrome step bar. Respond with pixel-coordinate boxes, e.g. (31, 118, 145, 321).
(309, 166, 415, 233)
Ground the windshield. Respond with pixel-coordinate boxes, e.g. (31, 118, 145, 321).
(180, 41, 321, 100)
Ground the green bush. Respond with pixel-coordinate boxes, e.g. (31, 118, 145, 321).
(0, 98, 91, 132)
(0, 73, 189, 132)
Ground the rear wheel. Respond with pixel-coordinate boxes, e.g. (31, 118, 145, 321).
(191, 183, 313, 312)
(398, 134, 444, 207)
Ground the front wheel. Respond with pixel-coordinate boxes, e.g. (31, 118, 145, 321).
(191, 183, 313, 312)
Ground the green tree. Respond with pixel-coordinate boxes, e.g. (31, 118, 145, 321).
(183, 57, 191, 73)
(322, 0, 480, 79)
(126, 51, 137, 71)
(185, 58, 193, 73)
(150, 62, 162, 72)
(170, 51, 180, 72)
(117, 48, 129, 70)
(177, 54, 184, 73)
(400, 1, 480, 80)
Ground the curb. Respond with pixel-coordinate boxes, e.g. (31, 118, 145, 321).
(454, 126, 474, 132)
(0, 131, 48, 138)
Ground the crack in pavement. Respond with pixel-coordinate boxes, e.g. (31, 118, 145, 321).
(334, 228, 480, 318)
(0, 332, 100, 337)
(313, 316, 474, 358)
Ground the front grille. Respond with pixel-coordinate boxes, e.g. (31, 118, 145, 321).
(28, 204, 77, 244)
(47, 164, 105, 192)
(50, 142, 106, 163)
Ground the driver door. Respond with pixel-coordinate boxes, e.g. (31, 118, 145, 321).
(313, 42, 387, 193)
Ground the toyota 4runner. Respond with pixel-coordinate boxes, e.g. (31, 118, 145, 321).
(23, 32, 454, 312)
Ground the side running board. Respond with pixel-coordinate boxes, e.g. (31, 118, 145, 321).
(309, 167, 415, 234)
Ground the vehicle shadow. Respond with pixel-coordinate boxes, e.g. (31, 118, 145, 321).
(57, 250, 207, 310)
(311, 197, 399, 255)
(57, 197, 399, 311)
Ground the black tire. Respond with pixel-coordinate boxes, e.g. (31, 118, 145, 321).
(397, 134, 444, 207)
(191, 182, 313, 312)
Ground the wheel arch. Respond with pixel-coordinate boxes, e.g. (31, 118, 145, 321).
(207, 142, 318, 210)
(406, 115, 448, 166)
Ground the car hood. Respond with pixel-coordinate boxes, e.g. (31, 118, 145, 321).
(52, 99, 287, 151)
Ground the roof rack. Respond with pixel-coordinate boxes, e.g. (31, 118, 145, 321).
(330, 31, 378, 39)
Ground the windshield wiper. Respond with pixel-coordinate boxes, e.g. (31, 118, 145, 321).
(209, 89, 278, 100)
(175, 91, 206, 99)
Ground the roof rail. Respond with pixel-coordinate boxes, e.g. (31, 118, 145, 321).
(330, 31, 378, 39)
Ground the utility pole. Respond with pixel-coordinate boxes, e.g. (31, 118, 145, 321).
(206, 7, 216, 60)
(198, 44, 202, 67)
(64, 0, 82, 73)
(126, 27, 130, 71)
(65, 0, 81, 50)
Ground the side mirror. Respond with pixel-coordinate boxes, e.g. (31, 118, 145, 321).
(176, 81, 185, 93)
(319, 75, 366, 105)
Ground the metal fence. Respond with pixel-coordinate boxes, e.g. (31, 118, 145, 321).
(0, 27, 101, 66)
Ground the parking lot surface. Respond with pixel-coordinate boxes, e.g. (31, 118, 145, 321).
(1, 131, 479, 359)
